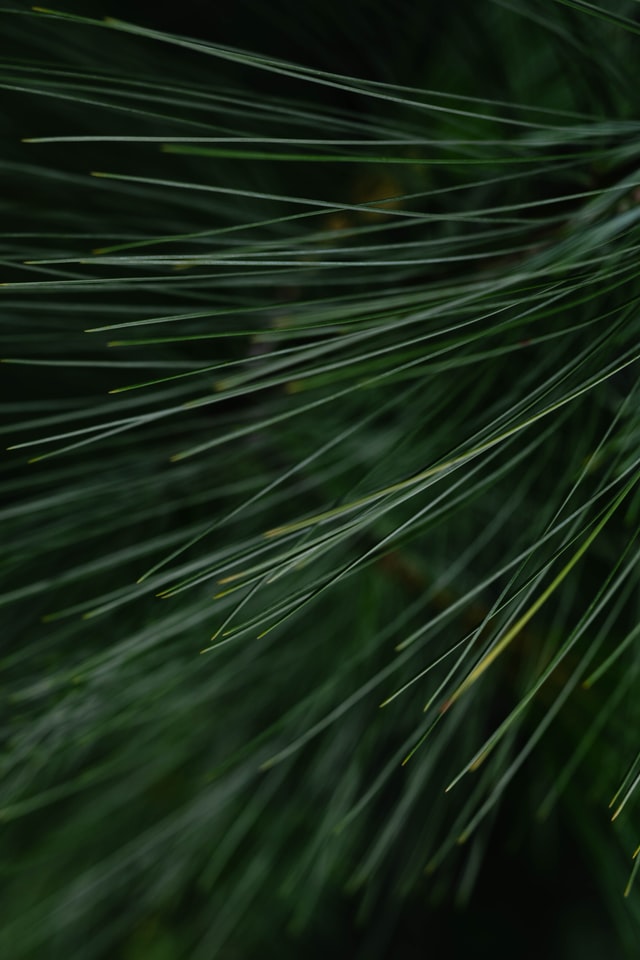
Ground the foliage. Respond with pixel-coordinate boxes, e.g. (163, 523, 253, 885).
(2, 2, 640, 956)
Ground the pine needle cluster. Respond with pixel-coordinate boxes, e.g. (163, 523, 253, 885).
(2, 2, 640, 957)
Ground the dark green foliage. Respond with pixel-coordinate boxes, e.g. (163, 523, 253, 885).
(2, 2, 640, 956)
